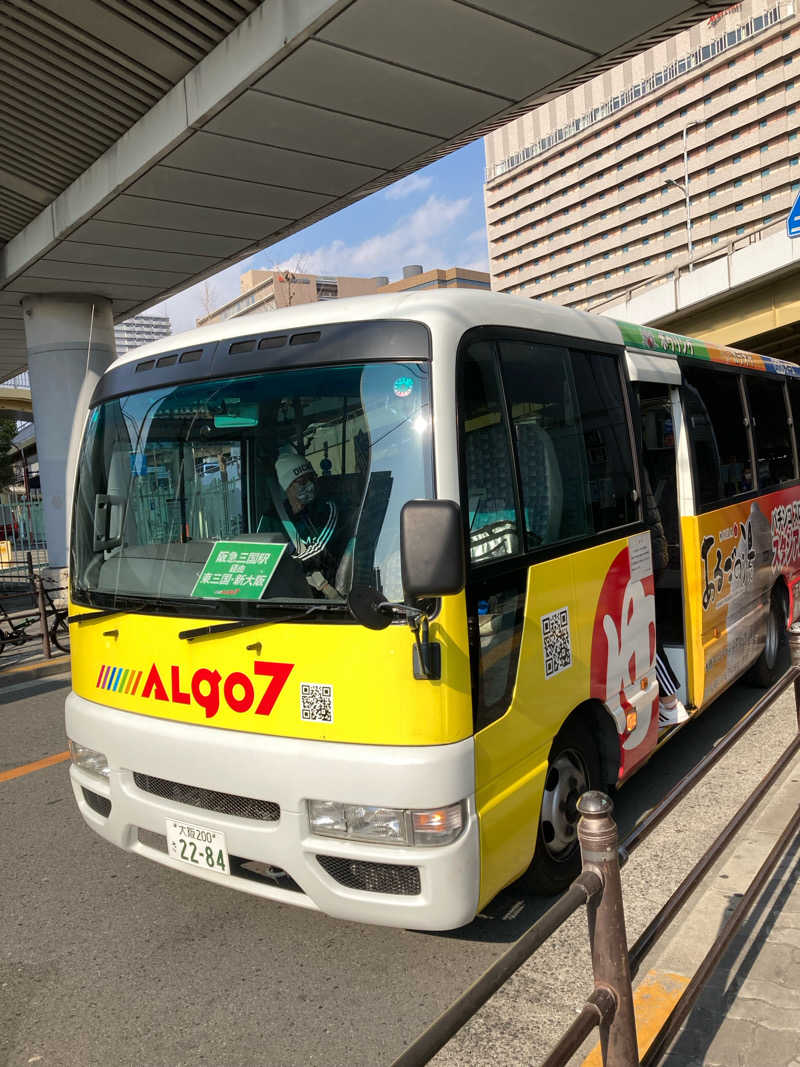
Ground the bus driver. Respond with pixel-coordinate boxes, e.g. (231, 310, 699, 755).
(274, 448, 353, 599)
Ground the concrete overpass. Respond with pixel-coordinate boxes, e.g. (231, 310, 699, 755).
(0, 385, 32, 422)
(595, 219, 800, 362)
(0, 0, 735, 565)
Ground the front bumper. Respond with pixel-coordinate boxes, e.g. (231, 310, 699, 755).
(66, 690, 480, 930)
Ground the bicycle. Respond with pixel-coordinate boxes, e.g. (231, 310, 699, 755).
(0, 578, 70, 655)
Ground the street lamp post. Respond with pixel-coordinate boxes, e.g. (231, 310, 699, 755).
(664, 121, 697, 270)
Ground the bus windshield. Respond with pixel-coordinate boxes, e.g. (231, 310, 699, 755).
(71, 361, 433, 614)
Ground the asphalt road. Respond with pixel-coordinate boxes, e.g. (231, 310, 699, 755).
(2, 669, 797, 1067)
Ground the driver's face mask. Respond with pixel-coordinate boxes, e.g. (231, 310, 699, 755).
(294, 478, 316, 506)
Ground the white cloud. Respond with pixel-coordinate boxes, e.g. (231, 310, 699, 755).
(146, 191, 483, 336)
(384, 173, 433, 200)
(275, 194, 473, 281)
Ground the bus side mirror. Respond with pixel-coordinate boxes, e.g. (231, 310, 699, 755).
(400, 500, 465, 601)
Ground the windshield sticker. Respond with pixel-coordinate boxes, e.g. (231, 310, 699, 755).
(191, 541, 287, 599)
(393, 376, 414, 398)
(300, 682, 334, 723)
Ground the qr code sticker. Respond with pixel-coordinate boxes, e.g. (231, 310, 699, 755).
(300, 682, 334, 723)
(541, 607, 573, 679)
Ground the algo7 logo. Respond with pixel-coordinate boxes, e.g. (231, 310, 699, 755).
(96, 660, 294, 719)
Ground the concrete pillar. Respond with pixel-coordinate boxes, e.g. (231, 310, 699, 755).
(21, 295, 116, 570)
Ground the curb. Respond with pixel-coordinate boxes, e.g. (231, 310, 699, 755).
(0, 654, 71, 687)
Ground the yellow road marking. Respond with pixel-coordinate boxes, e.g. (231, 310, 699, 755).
(582, 969, 691, 1065)
(0, 750, 70, 783)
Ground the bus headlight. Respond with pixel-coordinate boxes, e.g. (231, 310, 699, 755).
(68, 740, 110, 780)
(307, 799, 465, 847)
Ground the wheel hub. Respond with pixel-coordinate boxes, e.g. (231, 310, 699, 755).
(540, 749, 589, 860)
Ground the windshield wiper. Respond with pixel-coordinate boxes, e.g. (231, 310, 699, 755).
(178, 604, 335, 641)
(68, 599, 152, 624)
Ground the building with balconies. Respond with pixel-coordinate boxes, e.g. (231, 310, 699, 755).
(484, 1, 800, 312)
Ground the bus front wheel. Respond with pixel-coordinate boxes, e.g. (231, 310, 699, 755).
(521, 718, 600, 896)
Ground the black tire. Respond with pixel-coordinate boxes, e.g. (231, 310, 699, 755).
(50, 614, 70, 654)
(519, 717, 601, 896)
(747, 588, 787, 689)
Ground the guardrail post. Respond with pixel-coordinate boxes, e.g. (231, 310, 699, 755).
(35, 576, 51, 660)
(577, 792, 638, 1067)
(788, 623, 800, 731)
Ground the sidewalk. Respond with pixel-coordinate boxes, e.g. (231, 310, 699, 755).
(606, 716, 800, 1067)
(655, 762, 800, 1066)
(0, 619, 70, 685)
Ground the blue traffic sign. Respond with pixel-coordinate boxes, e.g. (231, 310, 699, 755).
(788, 189, 800, 237)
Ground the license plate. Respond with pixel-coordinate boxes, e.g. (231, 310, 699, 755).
(166, 819, 230, 875)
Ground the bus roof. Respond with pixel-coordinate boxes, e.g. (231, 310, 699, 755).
(107, 289, 800, 380)
(107, 289, 622, 371)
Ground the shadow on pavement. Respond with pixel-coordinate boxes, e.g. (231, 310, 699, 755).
(432, 677, 790, 946)
(662, 836, 800, 1063)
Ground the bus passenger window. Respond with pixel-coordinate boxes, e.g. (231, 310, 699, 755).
(570, 349, 637, 532)
(744, 376, 796, 490)
(788, 379, 800, 463)
(460, 343, 521, 563)
(683, 366, 750, 507)
(498, 342, 579, 549)
(498, 342, 635, 548)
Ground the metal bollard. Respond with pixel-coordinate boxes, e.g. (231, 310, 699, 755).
(35, 576, 51, 660)
(788, 622, 800, 731)
(577, 792, 638, 1067)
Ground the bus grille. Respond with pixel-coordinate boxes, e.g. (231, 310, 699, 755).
(316, 855, 421, 896)
(133, 772, 279, 821)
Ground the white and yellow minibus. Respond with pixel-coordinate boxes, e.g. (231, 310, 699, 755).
(66, 290, 800, 929)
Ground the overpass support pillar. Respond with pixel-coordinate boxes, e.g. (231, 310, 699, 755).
(22, 295, 116, 571)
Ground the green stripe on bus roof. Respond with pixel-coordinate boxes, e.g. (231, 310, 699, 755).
(615, 320, 712, 360)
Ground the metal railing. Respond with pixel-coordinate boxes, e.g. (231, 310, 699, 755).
(394, 648, 800, 1067)
(584, 215, 791, 317)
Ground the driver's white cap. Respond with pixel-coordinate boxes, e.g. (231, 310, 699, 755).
(275, 451, 314, 491)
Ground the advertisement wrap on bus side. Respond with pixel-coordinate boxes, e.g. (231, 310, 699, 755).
(492, 531, 660, 796)
(682, 486, 800, 708)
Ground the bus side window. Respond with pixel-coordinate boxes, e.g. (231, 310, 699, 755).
(788, 379, 800, 462)
(459, 341, 525, 729)
(497, 342, 635, 547)
(683, 367, 748, 507)
(498, 341, 581, 548)
(744, 375, 797, 490)
(569, 349, 638, 533)
(460, 342, 521, 563)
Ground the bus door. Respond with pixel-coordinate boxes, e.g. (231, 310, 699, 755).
(634, 382, 688, 705)
(680, 366, 774, 707)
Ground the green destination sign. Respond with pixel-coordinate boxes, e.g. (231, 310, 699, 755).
(614, 320, 705, 359)
(191, 541, 287, 600)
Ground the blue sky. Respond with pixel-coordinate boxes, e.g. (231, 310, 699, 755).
(156, 139, 488, 333)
